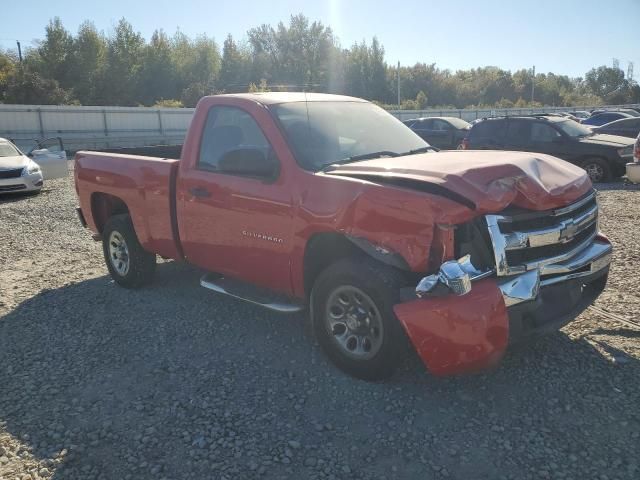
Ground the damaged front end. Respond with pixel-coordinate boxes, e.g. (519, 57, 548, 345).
(394, 190, 612, 376)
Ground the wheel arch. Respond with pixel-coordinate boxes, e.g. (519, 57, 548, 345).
(576, 155, 613, 182)
(91, 192, 130, 234)
(302, 231, 410, 299)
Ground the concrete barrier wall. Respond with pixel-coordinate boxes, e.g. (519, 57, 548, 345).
(1, 102, 638, 153)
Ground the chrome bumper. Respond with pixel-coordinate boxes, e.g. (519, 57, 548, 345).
(498, 239, 612, 307)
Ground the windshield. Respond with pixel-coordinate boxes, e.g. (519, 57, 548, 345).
(0, 142, 21, 157)
(271, 101, 429, 171)
(555, 119, 593, 137)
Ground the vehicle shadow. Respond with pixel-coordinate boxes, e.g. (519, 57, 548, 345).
(595, 179, 640, 191)
(0, 186, 60, 204)
(1, 261, 638, 479)
(0, 191, 40, 204)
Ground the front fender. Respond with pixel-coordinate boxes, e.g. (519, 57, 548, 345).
(393, 278, 509, 376)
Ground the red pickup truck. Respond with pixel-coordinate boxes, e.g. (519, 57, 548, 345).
(75, 93, 612, 380)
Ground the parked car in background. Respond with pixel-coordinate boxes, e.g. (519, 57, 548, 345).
(0, 137, 69, 194)
(16, 137, 69, 178)
(461, 115, 634, 182)
(581, 111, 634, 127)
(557, 112, 580, 122)
(403, 117, 470, 149)
(590, 108, 640, 117)
(592, 117, 640, 138)
(569, 110, 591, 120)
(626, 131, 640, 183)
(0, 137, 44, 194)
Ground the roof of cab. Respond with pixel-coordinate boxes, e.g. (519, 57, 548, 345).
(201, 92, 368, 105)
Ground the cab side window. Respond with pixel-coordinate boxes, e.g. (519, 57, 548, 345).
(198, 106, 272, 171)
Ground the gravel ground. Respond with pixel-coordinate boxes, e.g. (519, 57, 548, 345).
(1, 173, 639, 480)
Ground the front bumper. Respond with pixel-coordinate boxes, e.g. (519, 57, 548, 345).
(507, 267, 607, 343)
(393, 237, 612, 376)
(0, 172, 43, 193)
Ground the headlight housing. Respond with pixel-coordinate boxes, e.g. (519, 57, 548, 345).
(23, 161, 41, 175)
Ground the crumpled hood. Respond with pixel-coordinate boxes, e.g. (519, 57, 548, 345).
(579, 133, 634, 148)
(0, 155, 29, 170)
(324, 150, 592, 212)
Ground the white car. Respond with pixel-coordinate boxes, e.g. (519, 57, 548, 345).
(626, 131, 640, 183)
(0, 137, 68, 194)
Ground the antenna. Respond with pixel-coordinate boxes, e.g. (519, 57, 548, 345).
(613, 58, 620, 70)
(628, 62, 634, 82)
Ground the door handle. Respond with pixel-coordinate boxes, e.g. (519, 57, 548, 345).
(189, 187, 211, 198)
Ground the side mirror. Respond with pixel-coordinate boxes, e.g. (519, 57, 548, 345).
(218, 148, 278, 179)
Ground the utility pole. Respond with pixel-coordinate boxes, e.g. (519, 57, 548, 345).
(531, 65, 535, 104)
(397, 61, 401, 110)
(16, 41, 22, 63)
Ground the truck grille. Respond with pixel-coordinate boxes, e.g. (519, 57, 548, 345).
(485, 191, 598, 276)
(0, 168, 24, 179)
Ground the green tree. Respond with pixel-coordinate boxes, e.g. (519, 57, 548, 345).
(172, 32, 220, 99)
(34, 17, 75, 89)
(3, 66, 71, 104)
(68, 21, 107, 104)
(102, 18, 144, 105)
(137, 29, 177, 105)
(247, 14, 335, 89)
(585, 66, 626, 99)
(219, 34, 248, 92)
(180, 82, 211, 107)
(369, 37, 390, 102)
(0, 50, 17, 101)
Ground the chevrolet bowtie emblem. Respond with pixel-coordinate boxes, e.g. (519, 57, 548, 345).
(559, 220, 579, 242)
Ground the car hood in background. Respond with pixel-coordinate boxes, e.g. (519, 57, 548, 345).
(0, 155, 29, 170)
(324, 150, 592, 212)
(579, 134, 634, 148)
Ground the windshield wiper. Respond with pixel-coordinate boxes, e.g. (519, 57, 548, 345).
(320, 151, 399, 171)
(399, 146, 439, 155)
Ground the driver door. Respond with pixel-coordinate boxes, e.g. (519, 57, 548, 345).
(30, 137, 68, 179)
(177, 105, 294, 293)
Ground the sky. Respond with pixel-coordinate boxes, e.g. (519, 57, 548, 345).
(2, 0, 639, 78)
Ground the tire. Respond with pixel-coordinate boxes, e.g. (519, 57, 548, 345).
(581, 157, 611, 183)
(311, 258, 408, 380)
(102, 214, 156, 288)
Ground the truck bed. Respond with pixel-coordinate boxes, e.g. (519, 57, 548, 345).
(74, 151, 182, 259)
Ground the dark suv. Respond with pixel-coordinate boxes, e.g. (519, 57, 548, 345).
(461, 115, 635, 182)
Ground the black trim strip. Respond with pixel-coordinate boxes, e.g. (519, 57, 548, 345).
(327, 173, 476, 210)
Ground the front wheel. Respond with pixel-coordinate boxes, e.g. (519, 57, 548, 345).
(102, 214, 156, 288)
(311, 258, 408, 380)
(581, 157, 611, 183)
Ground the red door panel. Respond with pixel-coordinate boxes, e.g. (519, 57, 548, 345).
(178, 172, 293, 293)
(176, 98, 297, 295)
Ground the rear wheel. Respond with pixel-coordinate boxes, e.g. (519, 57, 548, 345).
(102, 214, 156, 288)
(311, 258, 407, 380)
(581, 157, 611, 183)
